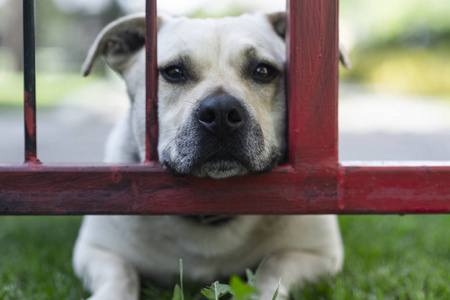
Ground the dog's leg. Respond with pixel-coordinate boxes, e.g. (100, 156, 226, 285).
(256, 250, 343, 300)
(73, 239, 140, 300)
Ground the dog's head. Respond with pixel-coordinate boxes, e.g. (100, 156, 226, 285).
(82, 13, 349, 179)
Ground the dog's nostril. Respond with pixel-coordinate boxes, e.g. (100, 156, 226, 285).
(198, 109, 216, 124)
(228, 109, 242, 124)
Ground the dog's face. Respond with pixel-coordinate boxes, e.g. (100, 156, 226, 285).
(157, 15, 286, 178)
(83, 13, 287, 178)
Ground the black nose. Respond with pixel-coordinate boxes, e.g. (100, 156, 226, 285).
(197, 95, 246, 135)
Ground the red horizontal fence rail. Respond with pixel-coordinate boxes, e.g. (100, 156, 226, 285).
(1, 163, 449, 215)
(0, 0, 449, 215)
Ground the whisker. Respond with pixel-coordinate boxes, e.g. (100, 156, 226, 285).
(162, 137, 177, 154)
(160, 128, 178, 134)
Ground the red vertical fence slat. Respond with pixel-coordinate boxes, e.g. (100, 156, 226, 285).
(286, 0, 340, 207)
(144, 0, 159, 163)
(23, 0, 40, 165)
(287, 0, 339, 168)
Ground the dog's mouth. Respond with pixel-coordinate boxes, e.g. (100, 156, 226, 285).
(162, 132, 282, 178)
(203, 151, 250, 168)
(196, 160, 247, 179)
(164, 150, 249, 178)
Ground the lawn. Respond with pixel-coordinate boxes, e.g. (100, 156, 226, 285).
(0, 215, 448, 299)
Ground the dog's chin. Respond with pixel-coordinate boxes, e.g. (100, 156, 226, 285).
(194, 160, 249, 179)
(163, 158, 249, 179)
(163, 150, 282, 179)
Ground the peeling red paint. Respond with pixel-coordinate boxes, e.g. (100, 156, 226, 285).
(24, 91, 36, 139)
(24, 85, 40, 165)
(110, 167, 123, 184)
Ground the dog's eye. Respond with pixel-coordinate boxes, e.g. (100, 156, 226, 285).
(161, 66, 186, 83)
(252, 63, 278, 83)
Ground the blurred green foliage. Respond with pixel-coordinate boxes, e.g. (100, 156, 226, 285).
(339, 0, 450, 98)
(341, 0, 450, 47)
(0, 72, 99, 107)
(341, 46, 450, 98)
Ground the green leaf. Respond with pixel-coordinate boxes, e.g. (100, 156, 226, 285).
(252, 255, 270, 287)
(201, 288, 215, 300)
(229, 275, 255, 300)
(201, 281, 232, 300)
(245, 269, 256, 286)
(172, 284, 182, 300)
(179, 259, 185, 300)
(271, 278, 281, 300)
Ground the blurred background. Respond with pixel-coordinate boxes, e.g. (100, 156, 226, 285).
(0, 0, 450, 163)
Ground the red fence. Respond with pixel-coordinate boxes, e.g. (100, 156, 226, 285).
(0, 0, 449, 215)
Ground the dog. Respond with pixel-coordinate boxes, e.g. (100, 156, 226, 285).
(74, 12, 350, 300)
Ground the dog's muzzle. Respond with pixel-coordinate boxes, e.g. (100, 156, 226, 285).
(192, 95, 254, 174)
(162, 93, 279, 178)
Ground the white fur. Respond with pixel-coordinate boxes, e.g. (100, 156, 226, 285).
(74, 13, 344, 300)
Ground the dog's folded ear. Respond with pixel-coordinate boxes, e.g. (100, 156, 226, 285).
(266, 12, 286, 38)
(265, 12, 352, 69)
(338, 42, 352, 69)
(82, 13, 165, 77)
(82, 13, 146, 76)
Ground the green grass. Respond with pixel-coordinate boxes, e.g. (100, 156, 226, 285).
(0, 216, 89, 300)
(0, 215, 449, 299)
(293, 215, 450, 300)
(0, 72, 99, 108)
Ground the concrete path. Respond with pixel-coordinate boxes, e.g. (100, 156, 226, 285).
(1, 81, 450, 163)
(339, 84, 450, 161)
(0, 79, 128, 164)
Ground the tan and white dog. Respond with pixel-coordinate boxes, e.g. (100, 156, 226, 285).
(74, 13, 349, 300)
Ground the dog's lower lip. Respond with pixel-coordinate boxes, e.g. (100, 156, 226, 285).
(206, 152, 238, 163)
